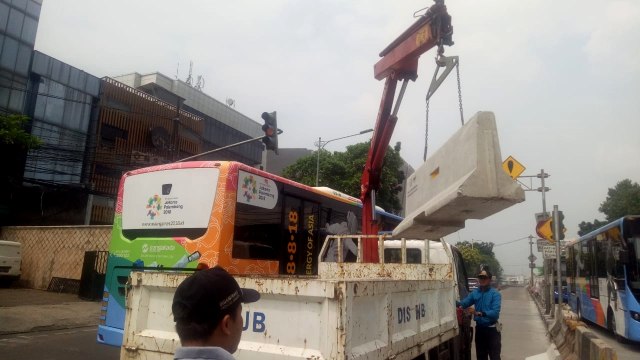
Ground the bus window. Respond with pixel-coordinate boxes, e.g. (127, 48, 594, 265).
(232, 201, 281, 260)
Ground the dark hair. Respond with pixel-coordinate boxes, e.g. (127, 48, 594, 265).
(175, 302, 241, 342)
(172, 267, 259, 343)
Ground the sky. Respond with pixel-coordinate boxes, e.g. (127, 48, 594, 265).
(35, 0, 640, 276)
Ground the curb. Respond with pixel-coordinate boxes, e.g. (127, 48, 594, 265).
(527, 290, 617, 360)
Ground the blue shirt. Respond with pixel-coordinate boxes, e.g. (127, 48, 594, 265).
(174, 346, 235, 360)
(457, 286, 501, 327)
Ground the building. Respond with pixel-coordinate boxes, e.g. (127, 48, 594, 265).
(0, 0, 40, 114)
(18, 51, 101, 224)
(113, 72, 264, 167)
(266, 148, 313, 176)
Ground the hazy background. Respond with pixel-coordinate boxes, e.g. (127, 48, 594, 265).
(35, 0, 640, 275)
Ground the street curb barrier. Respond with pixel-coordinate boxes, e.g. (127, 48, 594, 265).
(528, 290, 617, 360)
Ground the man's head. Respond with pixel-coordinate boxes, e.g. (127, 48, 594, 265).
(172, 266, 260, 352)
(477, 268, 492, 287)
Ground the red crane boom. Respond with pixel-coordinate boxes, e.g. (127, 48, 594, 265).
(360, 1, 453, 262)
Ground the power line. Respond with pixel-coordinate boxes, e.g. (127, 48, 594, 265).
(493, 235, 532, 247)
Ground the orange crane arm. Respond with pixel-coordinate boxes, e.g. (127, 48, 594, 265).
(360, 1, 452, 262)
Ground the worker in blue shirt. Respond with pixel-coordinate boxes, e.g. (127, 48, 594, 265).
(457, 267, 502, 360)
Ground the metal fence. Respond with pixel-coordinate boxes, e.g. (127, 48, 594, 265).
(0, 225, 112, 290)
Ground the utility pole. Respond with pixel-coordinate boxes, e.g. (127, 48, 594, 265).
(528, 235, 534, 287)
(553, 205, 563, 319)
(520, 169, 552, 315)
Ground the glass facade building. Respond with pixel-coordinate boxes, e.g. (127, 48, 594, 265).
(0, 0, 41, 113)
(24, 51, 100, 186)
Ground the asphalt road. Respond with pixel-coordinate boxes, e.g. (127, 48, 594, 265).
(469, 286, 550, 360)
(0, 286, 549, 360)
(0, 326, 119, 360)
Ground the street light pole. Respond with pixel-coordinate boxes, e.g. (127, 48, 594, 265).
(315, 129, 373, 186)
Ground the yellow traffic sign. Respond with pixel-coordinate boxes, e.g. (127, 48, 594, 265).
(536, 218, 554, 243)
(502, 156, 526, 180)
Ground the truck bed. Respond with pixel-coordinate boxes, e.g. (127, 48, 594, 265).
(121, 261, 457, 360)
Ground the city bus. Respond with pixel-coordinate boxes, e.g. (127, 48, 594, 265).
(97, 160, 403, 347)
(566, 215, 640, 342)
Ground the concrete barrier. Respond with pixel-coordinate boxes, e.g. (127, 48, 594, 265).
(548, 307, 617, 360)
(527, 287, 618, 360)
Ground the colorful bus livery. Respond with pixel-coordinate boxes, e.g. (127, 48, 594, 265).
(98, 161, 402, 346)
(566, 216, 640, 342)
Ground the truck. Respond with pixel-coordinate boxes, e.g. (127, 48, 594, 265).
(111, 2, 525, 359)
(121, 237, 473, 360)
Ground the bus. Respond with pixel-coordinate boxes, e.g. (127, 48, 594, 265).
(566, 215, 640, 342)
(97, 160, 403, 346)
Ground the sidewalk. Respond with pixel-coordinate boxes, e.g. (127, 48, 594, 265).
(0, 288, 101, 335)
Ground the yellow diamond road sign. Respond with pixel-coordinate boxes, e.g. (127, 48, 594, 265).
(502, 155, 526, 180)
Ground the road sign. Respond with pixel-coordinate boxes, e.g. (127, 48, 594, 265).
(502, 155, 526, 180)
(536, 218, 554, 242)
(536, 239, 547, 252)
(542, 245, 557, 259)
(528, 254, 537, 262)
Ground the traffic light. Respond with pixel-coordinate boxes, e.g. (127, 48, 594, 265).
(551, 211, 566, 241)
(261, 111, 278, 154)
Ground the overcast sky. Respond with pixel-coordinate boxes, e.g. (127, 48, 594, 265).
(35, 0, 640, 276)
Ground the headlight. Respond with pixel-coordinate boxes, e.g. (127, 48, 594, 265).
(631, 311, 640, 321)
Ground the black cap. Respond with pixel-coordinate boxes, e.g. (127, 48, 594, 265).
(172, 266, 260, 325)
(477, 269, 493, 279)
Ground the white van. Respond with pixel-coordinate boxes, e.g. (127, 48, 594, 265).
(0, 240, 22, 286)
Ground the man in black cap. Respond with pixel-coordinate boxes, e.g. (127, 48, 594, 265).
(457, 266, 502, 360)
(172, 266, 260, 360)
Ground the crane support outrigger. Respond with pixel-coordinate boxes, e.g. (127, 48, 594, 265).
(361, 0, 453, 262)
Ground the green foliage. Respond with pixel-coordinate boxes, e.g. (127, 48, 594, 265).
(456, 241, 503, 279)
(0, 114, 41, 149)
(282, 141, 405, 213)
(578, 179, 640, 235)
(599, 179, 640, 221)
(577, 219, 608, 236)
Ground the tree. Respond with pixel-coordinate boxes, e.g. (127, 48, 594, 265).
(578, 179, 640, 235)
(599, 179, 640, 221)
(282, 141, 405, 213)
(577, 219, 608, 237)
(456, 241, 503, 280)
(0, 114, 41, 149)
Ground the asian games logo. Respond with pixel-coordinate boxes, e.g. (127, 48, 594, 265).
(146, 194, 162, 219)
(241, 175, 258, 202)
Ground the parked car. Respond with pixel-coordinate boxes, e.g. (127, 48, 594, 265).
(467, 277, 479, 291)
(554, 286, 568, 303)
(0, 240, 22, 287)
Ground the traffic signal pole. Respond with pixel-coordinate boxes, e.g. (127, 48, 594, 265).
(553, 205, 562, 318)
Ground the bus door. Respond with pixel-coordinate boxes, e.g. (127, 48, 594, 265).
(281, 195, 319, 276)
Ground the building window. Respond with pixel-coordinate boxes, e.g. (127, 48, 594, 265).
(0, 36, 18, 72)
(6, 8, 24, 38)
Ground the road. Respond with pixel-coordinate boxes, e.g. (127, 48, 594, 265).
(470, 286, 550, 360)
(0, 326, 119, 360)
(0, 286, 549, 360)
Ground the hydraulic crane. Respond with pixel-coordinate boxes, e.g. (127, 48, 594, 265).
(360, 0, 453, 262)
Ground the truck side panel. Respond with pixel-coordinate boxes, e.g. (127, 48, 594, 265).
(121, 265, 456, 360)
